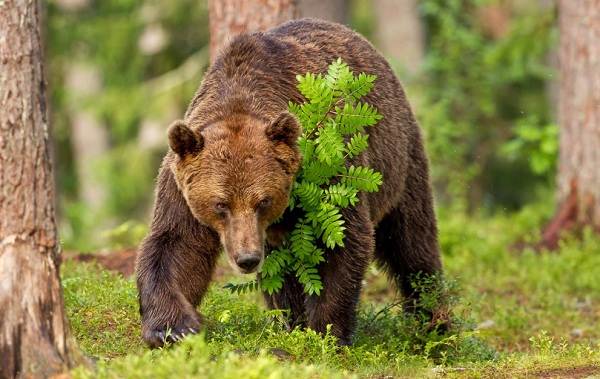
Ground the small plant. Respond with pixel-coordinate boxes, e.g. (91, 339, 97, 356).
(502, 116, 558, 176)
(227, 58, 383, 296)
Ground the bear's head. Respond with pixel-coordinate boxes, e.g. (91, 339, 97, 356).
(168, 112, 301, 274)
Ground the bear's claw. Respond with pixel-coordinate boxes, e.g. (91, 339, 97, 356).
(144, 324, 200, 348)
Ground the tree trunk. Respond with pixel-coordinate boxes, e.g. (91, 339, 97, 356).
(0, 1, 74, 377)
(65, 62, 109, 214)
(298, 0, 347, 24)
(208, 0, 298, 62)
(372, 0, 425, 76)
(540, 0, 600, 249)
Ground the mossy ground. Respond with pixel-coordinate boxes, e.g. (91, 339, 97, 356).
(63, 203, 600, 378)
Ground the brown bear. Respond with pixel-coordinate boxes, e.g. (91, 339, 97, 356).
(136, 18, 443, 348)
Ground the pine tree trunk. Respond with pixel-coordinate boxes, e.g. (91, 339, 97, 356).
(65, 62, 109, 215)
(0, 1, 73, 377)
(540, 0, 600, 249)
(372, 0, 425, 76)
(298, 0, 347, 24)
(208, 0, 298, 62)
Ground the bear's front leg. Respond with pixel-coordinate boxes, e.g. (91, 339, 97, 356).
(136, 163, 220, 348)
(305, 206, 374, 345)
(264, 273, 307, 330)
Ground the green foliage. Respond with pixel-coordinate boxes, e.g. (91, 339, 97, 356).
(101, 221, 148, 250)
(419, 0, 557, 210)
(502, 116, 558, 175)
(63, 203, 600, 377)
(223, 280, 260, 295)
(48, 0, 210, 250)
(73, 334, 346, 379)
(233, 59, 383, 296)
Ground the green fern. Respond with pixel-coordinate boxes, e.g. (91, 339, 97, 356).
(340, 166, 383, 193)
(223, 280, 259, 295)
(227, 58, 383, 296)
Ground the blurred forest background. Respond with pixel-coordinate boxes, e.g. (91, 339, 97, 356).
(5, 1, 600, 377)
(46, 0, 557, 251)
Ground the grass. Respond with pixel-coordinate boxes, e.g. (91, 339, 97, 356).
(62, 203, 600, 378)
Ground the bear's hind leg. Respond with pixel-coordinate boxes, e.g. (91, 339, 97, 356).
(305, 206, 374, 345)
(374, 151, 444, 319)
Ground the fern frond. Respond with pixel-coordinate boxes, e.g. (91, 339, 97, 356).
(315, 121, 345, 166)
(274, 58, 384, 295)
(289, 219, 318, 260)
(294, 180, 323, 211)
(346, 133, 369, 158)
(336, 102, 382, 135)
(346, 72, 377, 100)
(294, 263, 323, 296)
(298, 136, 316, 164)
(324, 183, 359, 207)
(261, 248, 293, 278)
(326, 58, 353, 96)
(260, 275, 284, 295)
(223, 280, 259, 295)
(301, 160, 340, 185)
(311, 202, 345, 248)
(339, 165, 383, 192)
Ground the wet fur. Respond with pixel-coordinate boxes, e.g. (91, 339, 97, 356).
(136, 18, 442, 348)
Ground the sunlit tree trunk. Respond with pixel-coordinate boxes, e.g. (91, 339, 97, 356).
(541, 0, 600, 248)
(373, 0, 425, 76)
(208, 0, 298, 62)
(65, 63, 109, 213)
(0, 0, 73, 377)
(298, 0, 347, 24)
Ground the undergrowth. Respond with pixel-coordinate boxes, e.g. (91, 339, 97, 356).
(63, 203, 600, 378)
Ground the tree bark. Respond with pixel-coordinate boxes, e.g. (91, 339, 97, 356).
(372, 0, 425, 76)
(540, 0, 600, 249)
(208, 0, 298, 62)
(0, 0, 74, 377)
(298, 0, 347, 24)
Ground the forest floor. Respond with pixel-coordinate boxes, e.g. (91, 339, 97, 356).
(62, 203, 600, 378)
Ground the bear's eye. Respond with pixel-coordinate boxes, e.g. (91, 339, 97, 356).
(257, 197, 272, 210)
(214, 202, 229, 215)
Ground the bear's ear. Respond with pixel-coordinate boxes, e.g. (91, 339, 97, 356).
(168, 120, 204, 158)
(265, 112, 300, 146)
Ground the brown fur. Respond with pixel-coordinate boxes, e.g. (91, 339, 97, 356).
(136, 18, 443, 348)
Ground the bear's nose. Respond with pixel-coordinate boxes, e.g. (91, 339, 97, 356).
(236, 253, 261, 272)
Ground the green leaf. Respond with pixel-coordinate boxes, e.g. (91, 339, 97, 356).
(295, 263, 323, 296)
(261, 275, 284, 295)
(223, 280, 259, 295)
(324, 183, 359, 207)
(340, 165, 383, 192)
(294, 181, 323, 211)
(315, 121, 345, 166)
(289, 219, 318, 260)
(312, 203, 345, 248)
(261, 248, 293, 278)
(346, 133, 369, 158)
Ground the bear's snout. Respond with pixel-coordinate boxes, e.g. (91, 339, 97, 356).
(235, 252, 262, 273)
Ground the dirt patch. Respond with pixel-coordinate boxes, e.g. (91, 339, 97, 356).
(65, 248, 234, 281)
(67, 249, 138, 277)
(533, 365, 600, 379)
